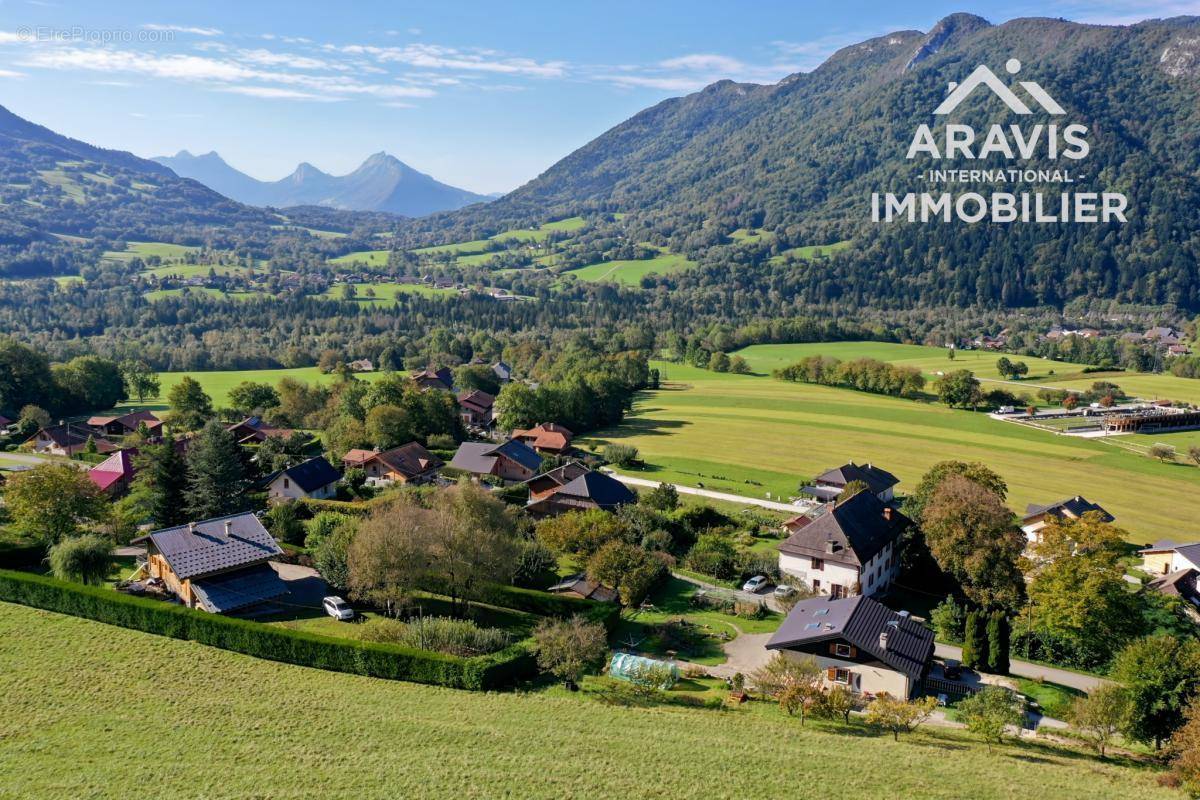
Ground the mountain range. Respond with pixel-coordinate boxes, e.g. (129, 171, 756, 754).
(153, 150, 493, 217)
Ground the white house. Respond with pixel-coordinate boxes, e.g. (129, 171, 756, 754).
(778, 491, 908, 599)
(266, 456, 341, 503)
(1020, 496, 1114, 545)
(1139, 541, 1200, 576)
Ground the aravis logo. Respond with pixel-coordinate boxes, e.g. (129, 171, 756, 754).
(871, 59, 1129, 224)
(934, 59, 1064, 116)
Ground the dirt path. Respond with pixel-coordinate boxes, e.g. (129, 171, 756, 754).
(605, 470, 814, 513)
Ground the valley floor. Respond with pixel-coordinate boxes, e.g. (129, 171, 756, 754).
(0, 603, 1173, 800)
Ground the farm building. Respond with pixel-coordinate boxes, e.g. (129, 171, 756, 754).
(1139, 541, 1200, 576)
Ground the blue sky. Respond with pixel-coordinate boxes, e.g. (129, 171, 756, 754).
(1, 0, 1197, 193)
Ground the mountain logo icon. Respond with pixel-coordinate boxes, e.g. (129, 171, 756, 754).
(934, 60, 1064, 115)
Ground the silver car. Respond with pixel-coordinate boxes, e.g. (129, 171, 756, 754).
(322, 595, 355, 621)
(742, 575, 769, 593)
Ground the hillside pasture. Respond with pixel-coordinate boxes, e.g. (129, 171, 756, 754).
(318, 282, 457, 305)
(0, 603, 1173, 800)
(564, 251, 697, 284)
(154, 366, 387, 407)
(143, 287, 268, 303)
(492, 216, 586, 243)
(768, 239, 853, 264)
(102, 241, 200, 265)
(585, 362, 1200, 544)
(328, 249, 393, 267)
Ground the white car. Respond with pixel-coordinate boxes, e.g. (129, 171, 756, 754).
(773, 584, 798, 599)
(322, 596, 355, 621)
(742, 575, 769, 593)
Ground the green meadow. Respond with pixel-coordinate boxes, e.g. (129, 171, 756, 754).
(735, 341, 1200, 405)
(102, 241, 200, 265)
(319, 282, 457, 304)
(143, 287, 268, 302)
(768, 240, 853, 264)
(153, 367, 387, 407)
(329, 249, 393, 267)
(586, 362, 1200, 545)
(565, 251, 697, 284)
(492, 216, 586, 243)
(412, 239, 492, 256)
(0, 603, 1172, 800)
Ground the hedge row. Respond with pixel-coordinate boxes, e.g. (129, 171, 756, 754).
(0, 569, 535, 690)
(475, 583, 621, 630)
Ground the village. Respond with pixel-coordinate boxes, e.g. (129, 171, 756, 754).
(2, 349, 1197, 766)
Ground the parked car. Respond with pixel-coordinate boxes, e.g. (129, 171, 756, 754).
(322, 595, 355, 621)
(742, 575, 769, 593)
(943, 659, 962, 680)
(773, 584, 798, 598)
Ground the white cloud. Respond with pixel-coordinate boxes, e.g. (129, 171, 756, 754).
(0, 31, 26, 43)
(143, 24, 223, 37)
(219, 85, 341, 101)
(337, 42, 567, 78)
(659, 54, 747, 73)
(0, 68, 25, 78)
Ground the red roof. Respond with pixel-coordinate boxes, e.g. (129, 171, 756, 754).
(88, 449, 136, 492)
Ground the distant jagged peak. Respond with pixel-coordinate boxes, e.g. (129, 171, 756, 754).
(905, 12, 993, 71)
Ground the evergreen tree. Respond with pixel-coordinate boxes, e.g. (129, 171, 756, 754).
(962, 610, 990, 671)
(131, 433, 189, 527)
(185, 419, 247, 520)
(987, 611, 1010, 674)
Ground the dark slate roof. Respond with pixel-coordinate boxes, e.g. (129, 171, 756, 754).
(374, 442, 442, 478)
(554, 471, 636, 509)
(767, 595, 935, 680)
(524, 461, 590, 493)
(778, 491, 908, 567)
(814, 462, 899, 495)
(1022, 495, 1114, 523)
(491, 439, 542, 471)
(449, 442, 502, 474)
(191, 562, 287, 613)
(134, 512, 283, 581)
(1148, 568, 1200, 602)
(274, 456, 340, 493)
(457, 390, 495, 411)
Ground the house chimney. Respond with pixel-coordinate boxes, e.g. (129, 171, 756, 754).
(883, 507, 892, 521)
(880, 630, 890, 650)
(825, 539, 836, 554)
(188, 522, 196, 534)
(224, 520, 233, 537)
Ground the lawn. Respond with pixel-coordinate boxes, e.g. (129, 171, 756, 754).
(734, 341, 1200, 405)
(0, 603, 1173, 799)
(319, 282, 457, 304)
(328, 249, 394, 267)
(411, 239, 492, 256)
(768, 239, 853, 264)
(154, 366, 387, 407)
(143, 287, 269, 302)
(139, 263, 266, 279)
(102, 241, 199, 265)
(492, 216, 586, 243)
(728, 228, 777, 244)
(565, 251, 697, 284)
(584, 362, 1200, 544)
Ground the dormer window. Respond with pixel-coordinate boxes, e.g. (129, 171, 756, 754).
(834, 643, 852, 658)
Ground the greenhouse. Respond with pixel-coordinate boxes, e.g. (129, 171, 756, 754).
(608, 653, 679, 689)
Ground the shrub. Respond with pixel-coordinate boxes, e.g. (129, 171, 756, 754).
(930, 595, 967, 642)
(361, 616, 511, 657)
(685, 533, 740, 580)
(602, 443, 639, 468)
(426, 433, 457, 450)
(264, 501, 305, 545)
(512, 539, 558, 588)
(47, 534, 112, 585)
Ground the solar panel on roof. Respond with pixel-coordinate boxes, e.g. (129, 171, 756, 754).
(804, 622, 821, 630)
(815, 608, 829, 616)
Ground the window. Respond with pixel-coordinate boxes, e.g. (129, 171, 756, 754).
(283, 478, 289, 489)
(812, 579, 821, 591)
(810, 557, 824, 571)
(833, 668, 852, 685)
(834, 643, 852, 658)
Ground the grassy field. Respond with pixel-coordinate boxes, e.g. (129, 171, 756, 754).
(412, 239, 492, 256)
(328, 249, 393, 267)
(143, 287, 268, 302)
(729, 228, 777, 244)
(585, 362, 1200, 544)
(139, 263, 265, 279)
(153, 367, 386, 407)
(102, 241, 199, 265)
(492, 216, 586, 243)
(319, 282, 456, 304)
(768, 239, 853, 263)
(565, 251, 698, 284)
(0, 602, 1171, 800)
(734, 341, 1200, 405)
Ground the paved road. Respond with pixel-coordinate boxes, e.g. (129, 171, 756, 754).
(671, 570, 784, 612)
(0, 452, 88, 470)
(934, 643, 1110, 692)
(605, 471, 814, 514)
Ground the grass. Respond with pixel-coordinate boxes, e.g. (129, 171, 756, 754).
(0, 602, 1173, 799)
(152, 367, 387, 407)
(728, 228, 777, 244)
(1016, 678, 1083, 721)
(584, 361, 1200, 544)
(143, 287, 269, 302)
(264, 593, 539, 641)
(735, 341, 1200, 406)
(139, 263, 266, 279)
(319, 282, 456, 304)
(411, 239, 492, 256)
(101, 241, 199, 265)
(492, 216, 586, 243)
(768, 239, 853, 264)
(565, 251, 697, 284)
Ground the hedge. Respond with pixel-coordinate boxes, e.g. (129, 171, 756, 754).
(474, 583, 621, 630)
(0, 568, 535, 690)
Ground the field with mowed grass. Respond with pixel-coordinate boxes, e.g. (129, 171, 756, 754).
(150, 367, 387, 407)
(0, 603, 1172, 800)
(584, 363, 1200, 544)
(319, 282, 457, 304)
(564, 251, 697, 284)
(101, 240, 199, 265)
(734, 341, 1200, 405)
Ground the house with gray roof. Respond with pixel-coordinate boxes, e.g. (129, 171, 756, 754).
(524, 465, 636, 516)
(1020, 495, 1114, 545)
(449, 438, 541, 483)
(778, 490, 908, 599)
(802, 462, 900, 503)
(1139, 540, 1200, 576)
(265, 456, 341, 503)
(132, 512, 286, 614)
(767, 594, 935, 699)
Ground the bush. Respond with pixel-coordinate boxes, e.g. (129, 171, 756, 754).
(512, 539, 558, 588)
(685, 533, 740, 580)
(47, 534, 113, 585)
(361, 616, 511, 657)
(930, 595, 967, 642)
(0, 568, 533, 690)
(602, 443, 639, 468)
